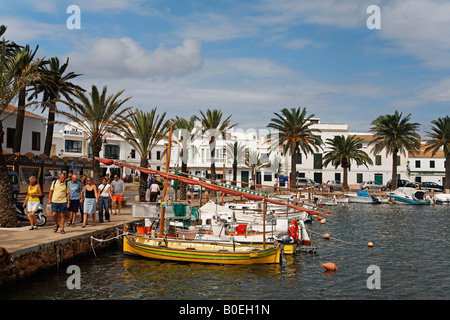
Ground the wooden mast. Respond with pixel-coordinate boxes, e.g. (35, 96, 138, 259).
(263, 194, 266, 249)
(158, 125, 173, 238)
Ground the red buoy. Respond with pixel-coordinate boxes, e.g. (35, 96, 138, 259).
(322, 263, 338, 271)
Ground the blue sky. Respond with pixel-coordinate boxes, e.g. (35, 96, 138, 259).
(1, 0, 449, 135)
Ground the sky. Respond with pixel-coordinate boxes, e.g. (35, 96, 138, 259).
(1, 0, 450, 136)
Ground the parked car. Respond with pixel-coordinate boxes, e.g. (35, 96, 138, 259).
(386, 179, 410, 190)
(326, 180, 343, 191)
(360, 180, 387, 191)
(419, 181, 444, 192)
(296, 178, 318, 189)
(9, 170, 20, 200)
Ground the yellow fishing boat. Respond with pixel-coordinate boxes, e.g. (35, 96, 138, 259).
(123, 233, 282, 265)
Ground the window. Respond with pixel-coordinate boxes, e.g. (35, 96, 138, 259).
(430, 160, 435, 168)
(357, 173, 363, 184)
(415, 176, 421, 183)
(130, 149, 136, 159)
(65, 140, 82, 153)
(397, 155, 401, 166)
(313, 153, 322, 169)
(6, 128, 15, 149)
(264, 174, 272, 182)
(156, 151, 161, 160)
(375, 155, 382, 166)
(335, 173, 341, 181)
(104, 145, 120, 160)
(32, 132, 40, 151)
(415, 160, 421, 168)
(295, 151, 302, 164)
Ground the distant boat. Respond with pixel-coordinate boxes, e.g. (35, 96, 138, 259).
(345, 190, 383, 204)
(434, 193, 450, 205)
(387, 187, 431, 205)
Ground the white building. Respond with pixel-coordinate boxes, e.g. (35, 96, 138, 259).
(408, 144, 446, 186)
(1, 105, 45, 155)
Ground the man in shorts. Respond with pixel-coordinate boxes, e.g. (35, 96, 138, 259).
(111, 175, 125, 215)
(48, 172, 71, 234)
(67, 174, 83, 227)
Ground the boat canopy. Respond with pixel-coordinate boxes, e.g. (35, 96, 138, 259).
(357, 190, 370, 197)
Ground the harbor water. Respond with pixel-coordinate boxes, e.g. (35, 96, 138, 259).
(1, 203, 448, 300)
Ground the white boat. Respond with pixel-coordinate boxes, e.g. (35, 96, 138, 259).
(386, 187, 431, 205)
(433, 193, 450, 205)
(345, 190, 383, 204)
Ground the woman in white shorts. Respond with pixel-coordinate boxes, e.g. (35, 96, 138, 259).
(23, 176, 43, 230)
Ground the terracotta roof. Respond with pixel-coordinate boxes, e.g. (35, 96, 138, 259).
(4, 105, 46, 120)
(409, 145, 445, 158)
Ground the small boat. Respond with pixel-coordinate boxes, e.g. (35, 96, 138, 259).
(345, 190, 382, 204)
(386, 187, 431, 205)
(123, 233, 282, 264)
(434, 193, 450, 205)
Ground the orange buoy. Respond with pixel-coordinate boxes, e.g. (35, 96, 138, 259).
(317, 216, 323, 220)
(326, 210, 331, 214)
(368, 242, 374, 247)
(322, 263, 338, 271)
(323, 233, 330, 239)
(318, 204, 323, 208)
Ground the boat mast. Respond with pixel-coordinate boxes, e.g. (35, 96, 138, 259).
(159, 125, 173, 238)
(263, 194, 266, 249)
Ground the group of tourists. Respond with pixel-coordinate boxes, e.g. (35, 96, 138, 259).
(22, 171, 126, 234)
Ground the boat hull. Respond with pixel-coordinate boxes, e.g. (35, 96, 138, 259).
(123, 234, 281, 264)
(386, 194, 430, 205)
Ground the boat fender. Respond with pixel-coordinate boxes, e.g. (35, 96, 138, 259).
(323, 233, 330, 240)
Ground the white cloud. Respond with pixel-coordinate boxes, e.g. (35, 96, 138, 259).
(68, 37, 204, 79)
(0, 17, 65, 42)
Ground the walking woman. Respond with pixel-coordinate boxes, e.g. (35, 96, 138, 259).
(98, 177, 112, 223)
(82, 177, 98, 228)
(22, 176, 43, 230)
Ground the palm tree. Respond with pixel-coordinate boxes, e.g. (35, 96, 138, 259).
(226, 141, 246, 186)
(424, 116, 450, 193)
(322, 135, 373, 190)
(245, 150, 269, 189)
(58, 85, 132, 185)
(29, 57, 83, 156)
(197, 109, 236, 194)
(0, 35, 40, 227)
(12, 44, 42, 153)
(369, 111, 421, 190)
(116, 108, 169, 202)
(172, 115, 197, 200)
(267, 107, 322, 190)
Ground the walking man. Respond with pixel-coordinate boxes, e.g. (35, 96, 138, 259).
(111, 174, 125, 215)
(67, 174, 83, 227)
(48, 172, 71, 234)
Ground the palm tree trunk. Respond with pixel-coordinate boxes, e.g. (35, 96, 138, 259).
(0, 122, 18, 227)
(343, 166, 349, 191)
(179, 161, 188, 200)
(391, 149, 398, 190)
(232, 159, 237, 186)
(12, 89, 26, 154)
(139, 157, 148, 202)
(290, 151, 296, 190)
(91, 138, 103, 186)
(210, 147, 216, 196)
(445, 152, 450, 193)
(44, 101, 56, 156)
